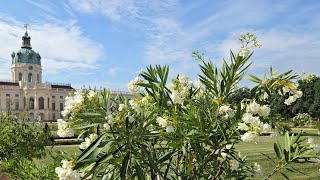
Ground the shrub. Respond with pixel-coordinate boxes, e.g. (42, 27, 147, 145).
(292, 113, 312, 127)
(0, 114, 50, 161)
(54, 33, 319, 180)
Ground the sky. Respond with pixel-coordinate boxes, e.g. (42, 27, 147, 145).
(0, 0, 319, 91)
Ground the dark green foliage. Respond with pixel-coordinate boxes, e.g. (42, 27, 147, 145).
(0, 114, 50, 161)
(270, 75, 320, 118)
(226, 87, 251, 104)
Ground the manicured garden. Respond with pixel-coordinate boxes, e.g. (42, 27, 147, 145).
(1, 33, 319, 179)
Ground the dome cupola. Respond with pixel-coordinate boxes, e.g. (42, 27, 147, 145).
(11, 24, 41, 65)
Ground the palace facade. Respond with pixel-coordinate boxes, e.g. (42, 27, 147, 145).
(0, 28, 74, 121)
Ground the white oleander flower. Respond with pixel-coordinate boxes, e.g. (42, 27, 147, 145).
(241, 132, 256, 142)
(128, 116, 135, 123)
(118, 104, 125, 111)
(61, 159, 74, 169)
(79, 133, 98, 150)
(179, 76, 189, 85)
(55, 160, 81, 180)
(219, 152, 227, 162)
(294, 90, 303, 98)
(57, 119, 74, 137)
(103, 123, 111, 130)
(57, 119, 68, 129)
(239, 48, 250, 57)
(57, 128, 74, 138)
(88, 90, 97, 99)
(105, 114, 114, 125)
(128, 76, 141, 93)
(253, 40, 262, 48)
(230, 159, 240, 171)
(141, 97, 149, 106)
(282, 86, 290, 93)
(253, 162, 263, 176)
(237, 123, 249, 131)
(259, 105, 270, 117)
(166, 125, 175, 133)
(247, 100, 261, 115)
(129, 99, 142, 113)
(62, 91, 84, 117)
(156, 117, 167, 128)
(167, 83, 175, 91)
(226, 144, 233, 149)
(242, 113, 260, 125)
(284, 95, 297, 105)
(218, 105, 235, 119)
(221, 152, 227, 159)
(171, 91, 184, 105)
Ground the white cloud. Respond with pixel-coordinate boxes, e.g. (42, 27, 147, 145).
(25, 0, 57, 15)
(68, 0, 179, 22)
(68, 0, 138, 22)
(0, 16, 104, 79)
(210, 28, 320, 83)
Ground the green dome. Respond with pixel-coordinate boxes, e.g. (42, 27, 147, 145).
(12, 48, 41, 65)
(11, 31, 41, 65)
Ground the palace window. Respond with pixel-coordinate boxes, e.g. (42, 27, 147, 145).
(52, 102, 56, 110)
(28, 73, 33, 82)
(39, 97, 44, 110)
(19, 73, 22, 81)
(15, 101, 19, 110)
(60, 103, 63, 111)
(29, 97, 34, 110)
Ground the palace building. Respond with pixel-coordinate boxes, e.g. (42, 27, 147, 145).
(0, 26, 74, 121)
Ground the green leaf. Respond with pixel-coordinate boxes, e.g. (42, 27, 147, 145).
(72, 123, 100, 130)
(134, 161, 145, 180)
(158, 151, 176, 163)
(284, 149, 289, 162)
(274, 141, 282, 159)
(284, 132, 291, 151)
(96, 144, 125, 165)
(76, 133, 106, 164)
(120, 152, 131, 180)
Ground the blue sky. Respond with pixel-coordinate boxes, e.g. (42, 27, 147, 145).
(0, 0, 319, 90)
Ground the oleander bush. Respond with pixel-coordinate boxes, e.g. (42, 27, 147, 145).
(52, 33, 320, 180)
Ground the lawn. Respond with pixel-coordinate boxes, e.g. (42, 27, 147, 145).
(40, 135, 319, 179)
(236, 135, 320, 180)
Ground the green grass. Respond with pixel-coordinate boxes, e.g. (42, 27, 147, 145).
(35, 145, 80, 165)
(236, 135, 320, 180)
